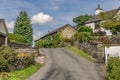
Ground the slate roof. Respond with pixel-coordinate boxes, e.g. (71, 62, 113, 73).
(35, 24, 74, 42)
(86, 16, 102, 23)
(86, 7, 120, 23)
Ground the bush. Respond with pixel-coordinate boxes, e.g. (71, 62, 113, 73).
(0, 46, 17, 72)
(35, 36, 53, 48)
(53, 33, 62, 47)
(35, 39, 44, 48)
(76, 32, 92, 42)
(0, 46, 35, 72)
(8, 33, 27, 44)
(107, 57, 120, 80)
(78, 26, 93, 33)
(14, 53, 35, 70)
(44, 36, 53, 48)
(0, 57, 8, 72)
(35, 33, 62, 48)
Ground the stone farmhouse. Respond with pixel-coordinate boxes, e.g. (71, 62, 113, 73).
(35, 24, 77, 42)
(86, 4, 120, 35)
(0, 19, 8, 46)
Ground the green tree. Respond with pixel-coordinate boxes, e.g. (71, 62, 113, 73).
(14, 11, 33, 46)
(101, 19, 120, 35)
(73, 14, 92, 29)
(78, 26, 93, 33)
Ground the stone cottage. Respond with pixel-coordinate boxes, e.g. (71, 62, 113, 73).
(86, 4, 120, 35)
(35, 24, 77, 41)
(0, 19, 8, 46)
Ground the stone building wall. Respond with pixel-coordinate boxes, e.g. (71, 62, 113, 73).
(60, 25, 77, 39)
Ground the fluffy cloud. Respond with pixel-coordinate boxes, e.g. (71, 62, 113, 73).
(33, 32, 43, 40)
(31, 13, 53, 25)
(6, 21, 15, 29)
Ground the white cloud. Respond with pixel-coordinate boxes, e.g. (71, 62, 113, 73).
(6, 21, 15, 29)
(31, 13, 53, 25)
(33, 32, 43, 40)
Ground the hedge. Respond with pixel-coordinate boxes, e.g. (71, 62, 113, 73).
(8, 33, 27, 44)
(107, 57, 120, 80)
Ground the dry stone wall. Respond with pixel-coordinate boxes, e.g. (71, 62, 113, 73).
(96, 35, 120, 46)
(15, 48, 39, 54)
(75, 35, 120, 62)
(75, 41, 104, 58)
(8, 42, 29, 48)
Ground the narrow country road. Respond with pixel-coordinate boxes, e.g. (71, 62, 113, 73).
(27, 48, 104, 80)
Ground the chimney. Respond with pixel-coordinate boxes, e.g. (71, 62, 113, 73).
(95, 4, 103, 15)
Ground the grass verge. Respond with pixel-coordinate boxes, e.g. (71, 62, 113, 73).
(67, 46, 95, 62)
(0, 63, 41, 80)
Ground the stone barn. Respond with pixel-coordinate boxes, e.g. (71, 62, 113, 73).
(35, 24, 77, 41)
(0, 19, 8, 46)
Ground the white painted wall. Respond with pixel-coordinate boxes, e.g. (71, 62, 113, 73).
(86, 23, 95, 31)
(101, 28, 112, 35)
(95, 9, 102, 15)
(105, 46, 120, 64)
(105, 46, 120, 56)
(86, 23, 112, 36)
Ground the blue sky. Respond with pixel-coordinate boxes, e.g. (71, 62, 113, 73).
(0, 0, 119, 40)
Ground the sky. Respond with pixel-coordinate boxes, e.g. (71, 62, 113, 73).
(0, 0, 119, 40)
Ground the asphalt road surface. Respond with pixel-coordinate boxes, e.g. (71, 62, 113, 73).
(27, 48, 104, 80)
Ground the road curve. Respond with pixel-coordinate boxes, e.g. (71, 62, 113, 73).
(27, 48, 104, 80)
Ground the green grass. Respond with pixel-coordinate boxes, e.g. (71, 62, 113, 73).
(0, 63, 41, 80)
(67, 46, 95, 62)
